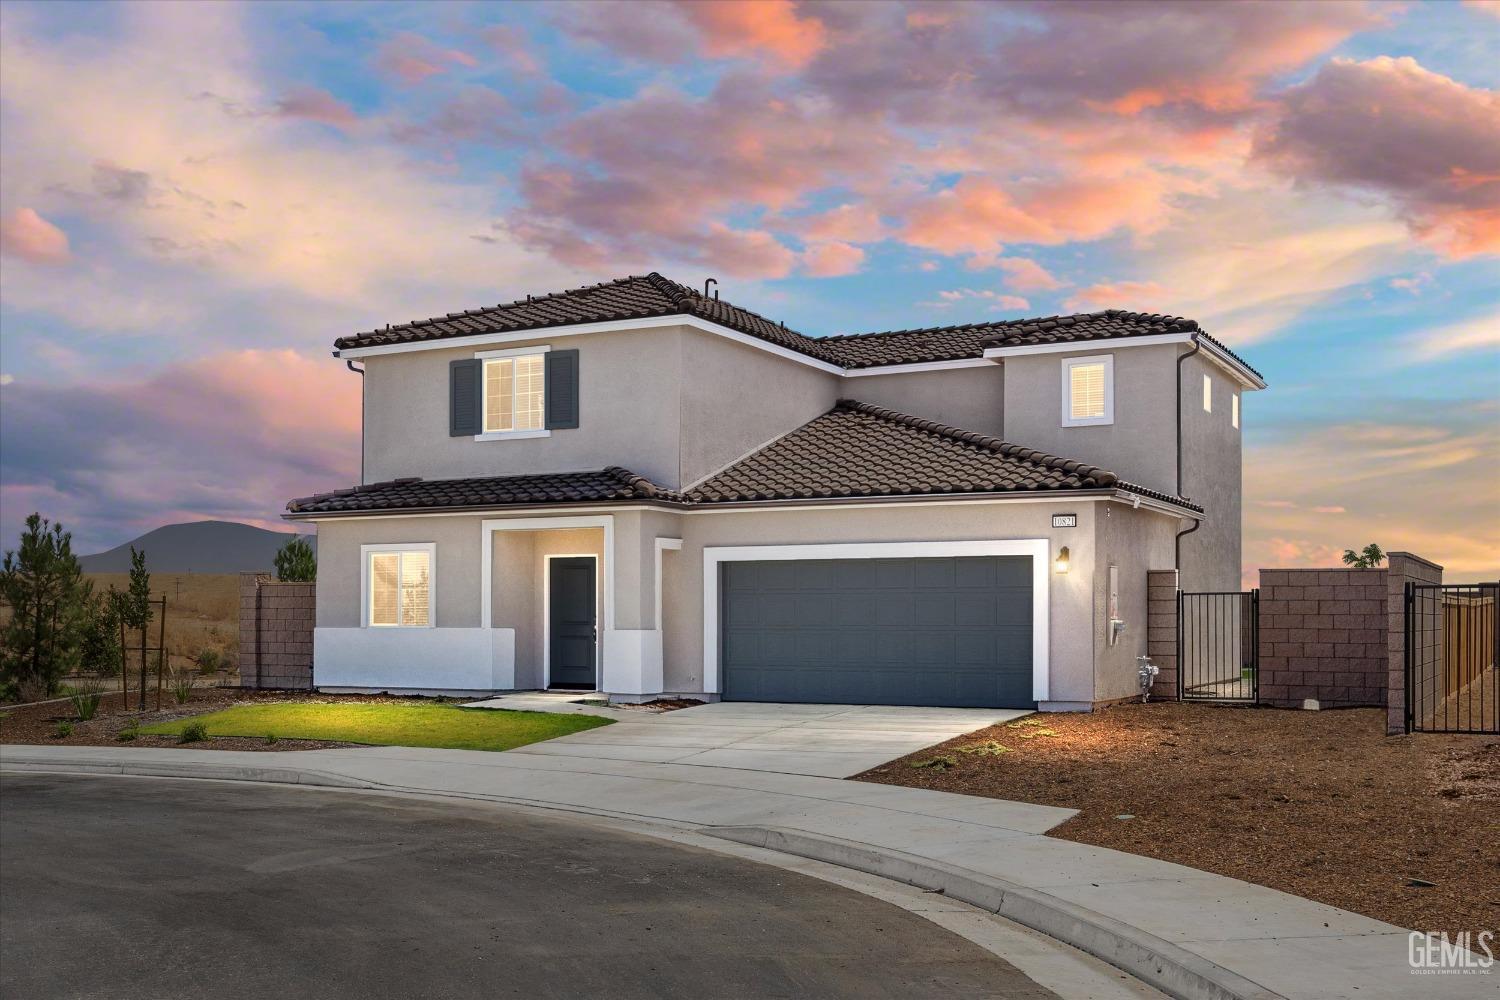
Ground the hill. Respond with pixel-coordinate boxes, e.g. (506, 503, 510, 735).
(78, 520, 315, 574)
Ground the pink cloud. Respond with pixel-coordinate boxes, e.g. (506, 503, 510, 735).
(275, 86, 358, 127)
(375, 32, 478, 85)
(924, 288, 1030, 312)
(482, 24, 542, 75)
(1064, 280, 1169, 312)
(981, 256, 1064, 292)
(675, 0, 828, 68)
(1465, 0, 1500, 16)
(791, 203, 887, 243)
(1255, 57, 1500, 258)
(0, 208, 71, 264)
(801, 241, 865, 277)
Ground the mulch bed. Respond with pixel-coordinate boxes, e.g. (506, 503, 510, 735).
(0, 688, 453, 752)
(855, 701, 1499, 936)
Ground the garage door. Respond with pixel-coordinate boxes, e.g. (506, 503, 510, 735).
(721, 556, 1034, 708)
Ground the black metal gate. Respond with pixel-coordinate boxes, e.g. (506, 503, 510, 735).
(1178, 590, 1258, 703)
(1406, 582, 1499, 734)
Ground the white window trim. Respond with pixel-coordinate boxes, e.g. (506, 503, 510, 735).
(1232, 392, 1240, 429)
(701, 539, 1050, 701)
(360, 542, 437, 629)
(476, 345, 551, 441)
(1060, 354, 1114, 427)
(1203, 373, 1212, 413)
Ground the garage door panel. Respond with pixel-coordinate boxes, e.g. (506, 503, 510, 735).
(721, 556, 1035, 709)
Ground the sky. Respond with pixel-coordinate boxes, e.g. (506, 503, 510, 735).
(0, 0, 1496, 583)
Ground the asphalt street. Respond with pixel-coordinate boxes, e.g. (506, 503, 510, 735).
(0, 774, 1059, 999)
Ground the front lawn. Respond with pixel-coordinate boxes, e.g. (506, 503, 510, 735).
(142, 702, 611, 752)
(857, 702, 1498, 936)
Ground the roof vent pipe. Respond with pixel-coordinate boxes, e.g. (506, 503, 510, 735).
(704, 278, 718, 299)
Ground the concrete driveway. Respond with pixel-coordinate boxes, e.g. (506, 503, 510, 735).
(469, 695, 1027, 777)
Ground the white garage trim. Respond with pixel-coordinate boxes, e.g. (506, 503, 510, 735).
(702, 539, 1050, 702)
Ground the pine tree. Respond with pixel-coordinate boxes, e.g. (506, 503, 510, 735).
(0, 513, 89, 699)
(274, 536, 317, 583)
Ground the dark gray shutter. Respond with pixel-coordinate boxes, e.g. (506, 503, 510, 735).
(449, 359, 482, 436)
(545, 349, 580, 429)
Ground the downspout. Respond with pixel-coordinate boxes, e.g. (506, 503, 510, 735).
(345, 358, 365, 485)
(1174, 334, 1202, 573)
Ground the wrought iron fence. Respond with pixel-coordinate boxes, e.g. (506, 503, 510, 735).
(1406, 582, 1499, 734)
(1178, 590, 1258, 703)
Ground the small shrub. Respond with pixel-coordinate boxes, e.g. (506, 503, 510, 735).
(169, 669, 195, 705)
(196, 648, 223, 676)
(117, 719, 140, 742)
(178, 720, 208, 743)
(263, 732, 278, 746)
(68, 675, 106, 721)
(909, 754, 956, 770)
(52, 721, 73, 739)
(955, 740, 1013, 756)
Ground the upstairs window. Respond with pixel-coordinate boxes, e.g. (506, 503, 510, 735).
(1203, 373, 1212, 413)
(1061, 355, 1113, 426)
(484, 353, 546, 433)
(365, 545, 434, 627)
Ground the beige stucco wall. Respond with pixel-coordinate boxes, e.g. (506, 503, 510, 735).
(677, 332, 838, 486)
(1092, 502, 1178, 702)
(1001, 344, 1179, 495)
(361, 326, 686, 487)
(310, 495, 1180, 704)
(845, 365, 1005, 438)
(1178, 351, 1243, 591)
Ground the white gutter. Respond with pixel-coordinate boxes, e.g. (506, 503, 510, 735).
(983, 334, 1266, 390)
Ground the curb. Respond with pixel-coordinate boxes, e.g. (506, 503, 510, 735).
(0, 757, 374, 790)
(709, 826, 1286, 1000)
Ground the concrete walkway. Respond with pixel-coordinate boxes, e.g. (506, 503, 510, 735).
(465, 695, 1028, 777)
(0, 743, 1470, 1000)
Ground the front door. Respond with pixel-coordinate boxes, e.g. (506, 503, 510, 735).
(549, 557, 597, 689)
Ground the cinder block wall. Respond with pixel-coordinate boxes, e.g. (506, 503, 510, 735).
(1146, 569, 1179, 698)
(1257, 568, 1388, 708)
(239, 572, 315, 690)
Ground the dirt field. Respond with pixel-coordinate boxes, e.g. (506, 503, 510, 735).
(84, 572, 241, 674)
(856, 701, 1499, 936)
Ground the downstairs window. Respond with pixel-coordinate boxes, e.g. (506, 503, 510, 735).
(365, 546, 434, 627)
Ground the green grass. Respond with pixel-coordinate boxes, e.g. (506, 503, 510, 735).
(141, 703, 612, 752)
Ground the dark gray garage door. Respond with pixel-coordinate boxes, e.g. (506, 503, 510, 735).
(721, 556, 1034, 708)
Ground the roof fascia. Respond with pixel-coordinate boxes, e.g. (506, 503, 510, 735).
(983, 333, 1265, 390)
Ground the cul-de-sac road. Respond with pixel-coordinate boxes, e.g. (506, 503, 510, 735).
(1, 774, 1115, 1000)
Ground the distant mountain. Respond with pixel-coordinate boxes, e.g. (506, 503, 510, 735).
(79, 521, 315, 574)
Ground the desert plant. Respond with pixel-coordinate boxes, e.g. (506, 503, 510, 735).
(274, 536, 317, 583)
(117, 718, 140, 742)
(264, 732, 278, 745)
(168, 668, 195, 705)
(52, 721, 73, 739)
(178, 720, 208, 743)
(1342, 543, 1386, 569)
(0, 513, 90, 700)
(68, 674, 106, 721)
(196, 648, 224, 675)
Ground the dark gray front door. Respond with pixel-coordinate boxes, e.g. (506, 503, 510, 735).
(721, 556, 1033, 708)
(549, 557, 597, 689)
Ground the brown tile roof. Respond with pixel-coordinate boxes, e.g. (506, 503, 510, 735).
(286, 402, 1199, 516)
(686, 400, 1199, 510)
(333, 272, 1260, 381)
(285, 468, 676, 515)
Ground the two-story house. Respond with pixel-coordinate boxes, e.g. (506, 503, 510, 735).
(285, 273, 1264, 711)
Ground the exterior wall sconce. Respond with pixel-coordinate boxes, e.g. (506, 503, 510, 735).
(1054, 546, 1070, 574)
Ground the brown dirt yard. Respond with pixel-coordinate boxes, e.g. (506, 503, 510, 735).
(856, 701, 1498, 937)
